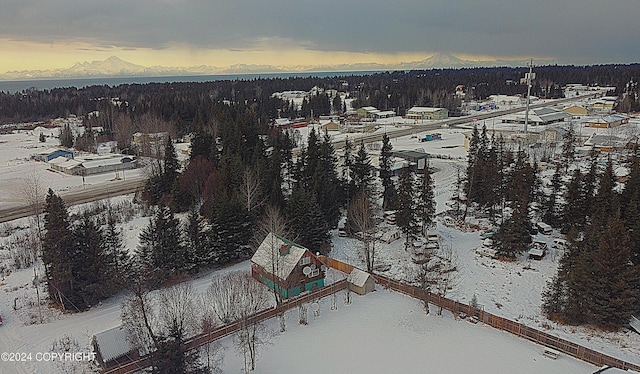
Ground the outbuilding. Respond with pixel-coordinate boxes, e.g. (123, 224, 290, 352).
(92, 325, 140, 369)
(347, 268, 376, 295)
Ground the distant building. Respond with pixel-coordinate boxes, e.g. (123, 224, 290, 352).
(501, 107, 571, 126)
(357, 106, 380, 119)
(563, 104, 592, 116)
(590, 96, 617, 113)
(32, 148, 74, 162)
(49, 154, 137, 176)
(585, 114, 629, 128)
(406, 106, 449, 120)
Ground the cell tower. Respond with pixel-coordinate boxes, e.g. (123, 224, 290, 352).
(523, 59, 535, 134)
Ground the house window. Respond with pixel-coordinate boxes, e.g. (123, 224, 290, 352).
(299, 256, 310, 266)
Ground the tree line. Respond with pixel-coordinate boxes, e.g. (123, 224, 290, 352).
(2, 64, 640, 128)
(462, 122, 640, 328)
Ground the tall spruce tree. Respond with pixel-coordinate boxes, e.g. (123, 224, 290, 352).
(416, 161, 436, 235)
(42, 189, 75, 309)
(183, 208, 211, 271)
(561, 122, 576, 169)
(620, 154, 640, 265)
(71, 215, 107, 309)
(562, 168, 586, 233)
(379, 133, 396, 210)
(136, 205, 185, 283)
(351, 141, 374, 196)
(396, 166, 419, 250)
(286, 187, 330, 254)
(586, 217, 640, 327)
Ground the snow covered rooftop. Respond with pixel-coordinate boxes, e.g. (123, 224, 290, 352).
(93, 325, 138, 363)
(347, 268, 372, 288)
(251, 233, 308, 280)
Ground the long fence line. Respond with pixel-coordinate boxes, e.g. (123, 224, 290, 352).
(101, 279, 347, 374)
(369, 272, 640, 372)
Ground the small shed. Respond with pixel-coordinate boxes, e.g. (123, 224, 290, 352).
(347, 268, 375, 295)
(92, 325, 140, 369)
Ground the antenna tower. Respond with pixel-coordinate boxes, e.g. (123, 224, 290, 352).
(524, 59, 535, 134)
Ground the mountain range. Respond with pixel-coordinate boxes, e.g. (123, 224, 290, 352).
(0, 54, 555, 81)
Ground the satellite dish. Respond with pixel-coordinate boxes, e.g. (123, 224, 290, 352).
(310, 263, 317, 270)
(311, 302, 320, 312)
(303, 266, 311, 276)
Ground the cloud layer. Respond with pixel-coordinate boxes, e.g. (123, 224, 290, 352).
(2, 1, 639, 65)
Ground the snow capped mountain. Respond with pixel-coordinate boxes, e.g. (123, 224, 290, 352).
(64, 56, 147, 76)
(0, 54, 555, 81)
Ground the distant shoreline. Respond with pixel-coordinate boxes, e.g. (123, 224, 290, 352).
(0, 71, 381, 93)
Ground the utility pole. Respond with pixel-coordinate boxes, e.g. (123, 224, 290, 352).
(524, 59, 534, 134)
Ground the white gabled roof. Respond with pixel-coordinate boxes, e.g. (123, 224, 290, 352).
(347, 268, 373, 288)
(93, 325, 137, 363)
(408, 106, 445, 113)
(251, 233, 307, 280)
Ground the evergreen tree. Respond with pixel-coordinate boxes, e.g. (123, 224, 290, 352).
(562, 168, 586, 233)
(561, 122, 576, 168)
(136, 205, 185, 283)
(396, 166, 419, 250)
(351, 141, 374, 196)
(592, 158, 618, 228)
(541, 274, 565, 317)
(286, 188, 330, 254)
(103, 207, 130, 290)
(620, 154, 640, 265)
(543, 164, 564, 228)
(416, 161, 436, 235)
(189, 131, 215, 161)
(379, 133, 396, 210)
(313, 131, 342, 228)
(183, 209, 211, 271)
(42, 189, 75, 309)
(164, 136, 180, 196)
(494, 149, 532, 258)
(71, 215, 106, 309)
(208, 196, 253, 262)
(586, 217, 640, 327)
(59, 123, 74, 148)
(341, 138, 356, 205)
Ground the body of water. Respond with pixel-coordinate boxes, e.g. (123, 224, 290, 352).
(0, 71, 381, 93)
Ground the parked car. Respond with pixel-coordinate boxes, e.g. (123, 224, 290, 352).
(480, 228, 497, 239)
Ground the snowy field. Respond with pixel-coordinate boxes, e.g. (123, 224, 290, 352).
(1, 100, 640, 373)
(219, 288, 596, 373)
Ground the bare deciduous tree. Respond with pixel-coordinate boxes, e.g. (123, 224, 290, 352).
(19, 171, 47, 252)
(240, 168, 266, 214)
(122, 282, 206, 373)
(205, 271, 273, 372)
(432, 243, 460, 316)
(347, 190, 378, 272)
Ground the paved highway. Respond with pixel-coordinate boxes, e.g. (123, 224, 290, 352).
(0, 178, 146, 224)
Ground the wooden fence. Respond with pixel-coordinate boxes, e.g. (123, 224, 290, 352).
(371, 272, 640, 372)
(102, 279, 348, 374)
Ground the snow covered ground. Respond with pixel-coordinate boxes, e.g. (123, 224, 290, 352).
(1, 102, 639, 373)
(219, 288, 596, 373)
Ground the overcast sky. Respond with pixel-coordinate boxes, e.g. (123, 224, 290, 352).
(1, 0, 639, 72)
